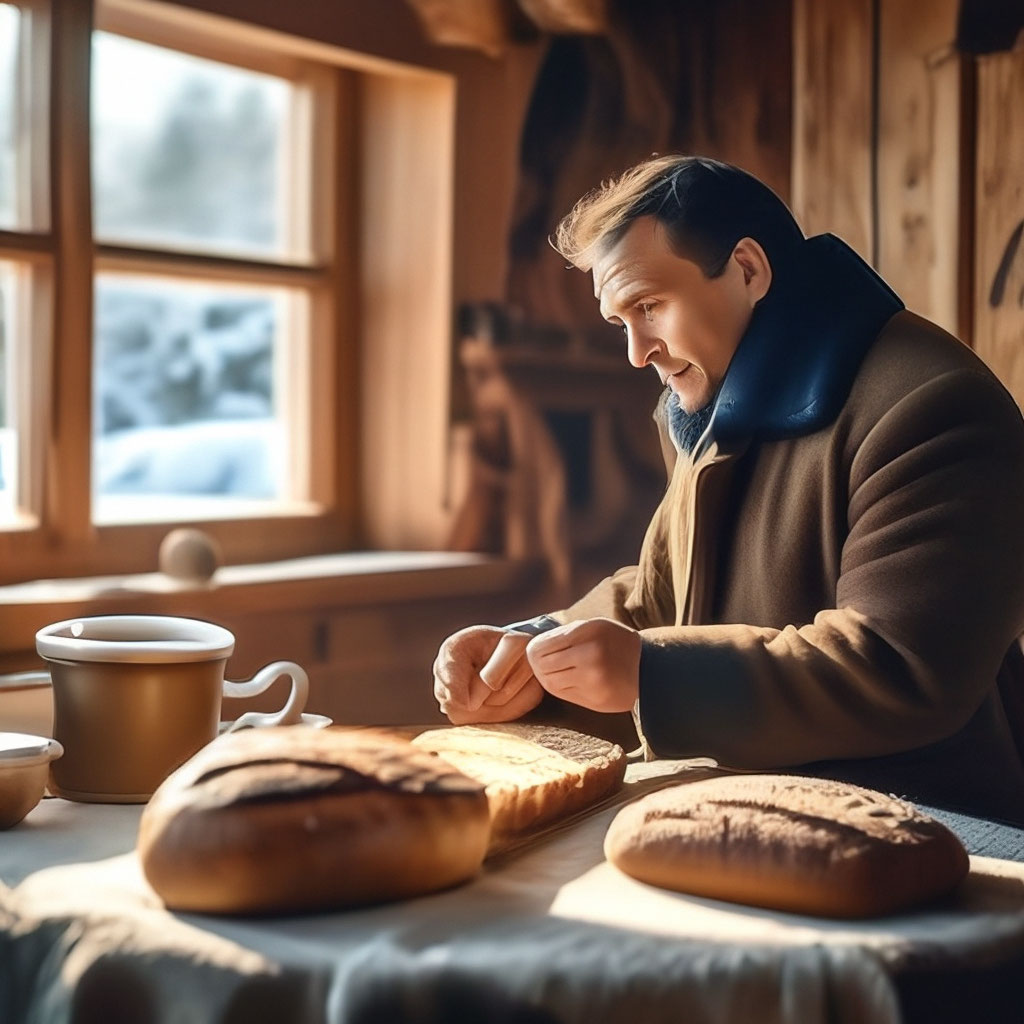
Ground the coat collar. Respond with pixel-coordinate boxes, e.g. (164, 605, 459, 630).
(706, 234, 904, 447)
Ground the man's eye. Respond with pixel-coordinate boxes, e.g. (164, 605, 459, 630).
(640, 302, 656, 321)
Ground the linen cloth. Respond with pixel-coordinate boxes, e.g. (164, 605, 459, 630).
(2, 759, 1024, 1024)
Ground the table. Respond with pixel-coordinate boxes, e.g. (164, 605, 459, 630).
(3, 760, 1024, 1024)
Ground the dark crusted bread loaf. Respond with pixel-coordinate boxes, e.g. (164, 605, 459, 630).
(604, 774, 969, 918)
(410, 723, 627, 839)
(138, 726, 490, 915)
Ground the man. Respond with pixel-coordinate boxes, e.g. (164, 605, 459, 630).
(432, 155, 1024, 825)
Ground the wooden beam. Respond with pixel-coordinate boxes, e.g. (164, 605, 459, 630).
(791, 0, 874, 260)
(404, 0, 516, 58)
(973, 44, 1024, 406)
(517, 0, 607, 35)
(876, 0, 965, 335)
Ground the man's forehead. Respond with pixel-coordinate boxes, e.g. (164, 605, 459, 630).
(593, 218, 669, 302)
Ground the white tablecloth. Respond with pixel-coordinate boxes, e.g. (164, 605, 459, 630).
(3, 760, 1024, 1024)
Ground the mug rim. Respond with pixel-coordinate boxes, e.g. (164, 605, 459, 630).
(35, 615, 235, 665)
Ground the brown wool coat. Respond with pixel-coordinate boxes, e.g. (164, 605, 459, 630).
(551, 309, 1024, 825)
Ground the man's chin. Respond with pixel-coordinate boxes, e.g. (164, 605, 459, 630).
(667, 368, 712, 414)
(671, 391, 712, 418)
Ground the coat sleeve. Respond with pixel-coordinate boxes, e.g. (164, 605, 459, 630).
(636, 368, 1024, 769)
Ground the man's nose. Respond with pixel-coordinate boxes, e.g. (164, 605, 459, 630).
(626, 326, 660, 369)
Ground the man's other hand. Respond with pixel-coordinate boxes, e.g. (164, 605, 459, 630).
(433, 625, 544, 725)
(526, 618, 641, 713)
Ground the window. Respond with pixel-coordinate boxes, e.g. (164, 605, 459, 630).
(0, 0, 357, 581)
(0, 263, 19, 518)
(91, 33, 297, 259)
(0, 2, 20, 229)
(93, 275, 296, 520)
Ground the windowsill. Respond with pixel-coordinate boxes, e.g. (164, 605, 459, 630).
(0, 551, 542, 607)
(0, 551, 549, 659)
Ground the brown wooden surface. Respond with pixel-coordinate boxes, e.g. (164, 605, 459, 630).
(791, 0, 874, 259)
(974, 44, 1024, 406)
(876, 0, 965, 336)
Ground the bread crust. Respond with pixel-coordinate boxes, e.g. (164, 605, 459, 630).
(605, 774, 970, 918)
(411, 723, 627, 838)
(138, 727, 490, 914)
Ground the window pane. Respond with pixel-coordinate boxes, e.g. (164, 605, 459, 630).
(0, 3, 20, 229)
(91, 33, 301, 260)
(0, 261, 19, 520)
(93, 275, 296, 523)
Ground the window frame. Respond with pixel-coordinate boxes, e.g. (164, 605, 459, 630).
(0, 0, 360, 583)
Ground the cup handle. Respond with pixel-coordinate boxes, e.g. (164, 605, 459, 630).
(221, 660, 315, 732)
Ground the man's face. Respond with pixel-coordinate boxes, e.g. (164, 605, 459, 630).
(593, 216, 762, 414)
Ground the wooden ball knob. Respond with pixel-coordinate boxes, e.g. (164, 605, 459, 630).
(159, 528, 222, 583)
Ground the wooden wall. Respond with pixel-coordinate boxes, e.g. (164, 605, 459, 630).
(506, 0, 793, 334)
(974, 43, 1024, 405)
(792, 0, 1024, 409)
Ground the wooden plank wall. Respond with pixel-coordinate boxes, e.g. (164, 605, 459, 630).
(791, 0, 874, 263)
(974, 46, 1024, 407)
(793, 0, 1024, 409)
(876, 0, 965, 338)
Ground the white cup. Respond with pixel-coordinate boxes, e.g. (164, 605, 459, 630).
(13, 615, 330, 803)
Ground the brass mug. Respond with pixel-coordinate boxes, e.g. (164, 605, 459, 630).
(27, 615, 329, 803)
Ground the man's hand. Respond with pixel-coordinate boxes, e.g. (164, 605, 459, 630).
(526, 618, 641, 713)
(433, 625, 544, 725)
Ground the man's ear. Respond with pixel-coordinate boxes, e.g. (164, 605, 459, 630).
(731, 237, 772, 306)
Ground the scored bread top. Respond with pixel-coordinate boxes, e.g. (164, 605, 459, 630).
(155, 726, 486, 812)
(411, 723, 627, 838)
(605, 773, 970, 917)
(139, 726, 493, 914)
(623, 774, 957, 855)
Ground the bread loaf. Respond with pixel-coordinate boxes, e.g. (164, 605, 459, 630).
(138, 726, 490, 914)
(604, 774, 969, 918)
(411, 723, 627, 839)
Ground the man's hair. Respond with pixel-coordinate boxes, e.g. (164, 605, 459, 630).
(552, 155, 805, 279)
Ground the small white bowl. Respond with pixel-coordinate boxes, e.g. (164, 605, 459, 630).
(0, 732, 64, 828)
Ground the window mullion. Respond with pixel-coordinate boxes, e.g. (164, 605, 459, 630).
(324, 67, 358, 529)
(0, 229, 52, 260)
(93, 243, 329, 288)
(47, 0, 95, 546)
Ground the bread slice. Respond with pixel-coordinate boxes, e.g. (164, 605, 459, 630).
(410, 723, 627, 840)
(138, 726, 490, 914)
(605, 774, 970, 918)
